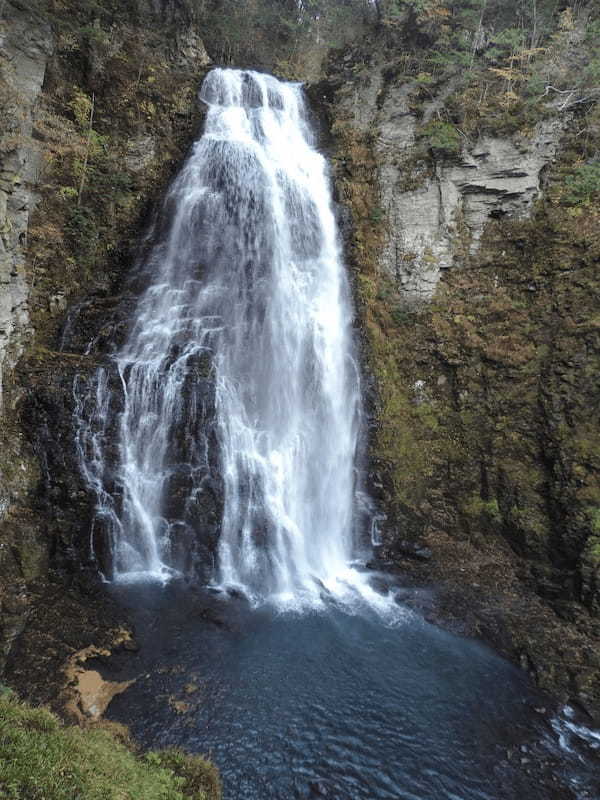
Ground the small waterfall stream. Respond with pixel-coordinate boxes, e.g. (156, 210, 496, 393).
(77, 68, 380, 610)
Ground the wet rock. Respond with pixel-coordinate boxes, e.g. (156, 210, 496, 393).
(394, 540, 433, 562)
(308, 780, 333, 798)
(122, 637, 140, 653)
(70, 669, 134, 721)
(169, 697, 191, 714)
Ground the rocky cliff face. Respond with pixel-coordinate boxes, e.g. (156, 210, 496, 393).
(1, 0, 599, 724)
(378, 114, 565, 300)
(0, 4, 52, 405)
(0, 0, 212, 677)
(0, 1, 53, 671)
(322, 16, 600, 718)
(0, 0, 355, 695)
(330, 54, 569, 301)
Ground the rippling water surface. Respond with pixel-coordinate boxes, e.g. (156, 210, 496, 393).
(106, 585, 599, 800)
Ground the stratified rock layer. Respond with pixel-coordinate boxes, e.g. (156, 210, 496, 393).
(0, 3, 52, 400)
(331, 58, 566, 301)
(324, 38, 600, 719)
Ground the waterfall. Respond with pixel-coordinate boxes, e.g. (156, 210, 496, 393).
(77, 68, 383, 610)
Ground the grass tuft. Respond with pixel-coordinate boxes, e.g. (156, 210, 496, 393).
(0, 693, 221, 800)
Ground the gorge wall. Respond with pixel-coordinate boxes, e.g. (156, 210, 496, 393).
(322, 3, 600, 718)
(0, 0, 599, 722)
(0, 0, 212, 683)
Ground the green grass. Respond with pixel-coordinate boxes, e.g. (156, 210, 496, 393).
(0, 692, 221, 800)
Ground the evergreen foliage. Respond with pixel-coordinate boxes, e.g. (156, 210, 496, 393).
(420, 120, 461, 154)
(564, 161, 600, 206)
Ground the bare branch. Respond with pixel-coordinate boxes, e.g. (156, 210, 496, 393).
(543, 85, 600, 111)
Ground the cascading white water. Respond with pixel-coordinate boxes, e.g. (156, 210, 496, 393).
(77, 68, 388, 611)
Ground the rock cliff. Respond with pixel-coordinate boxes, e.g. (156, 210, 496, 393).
(0, 0, 599, 724)
(0, 0, 211, 678)
(0, 3, 52, 404)
(332, 56, 567, 300)
(0, 0, 365, 696)
(322, 6, 600, 719)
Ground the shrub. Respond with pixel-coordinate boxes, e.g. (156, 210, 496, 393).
(149, 749, 221, 800)
(588, 507, 600, 535)
(420, 120, 461, 156)
(465, 495, 501, 522)
(370, 206, 384, 224)
(564, 162, 600, 206)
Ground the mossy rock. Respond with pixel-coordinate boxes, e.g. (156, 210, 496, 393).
(581, 535, 600, 613)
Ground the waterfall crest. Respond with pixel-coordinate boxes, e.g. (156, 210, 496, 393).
(77, 68, 385, 611)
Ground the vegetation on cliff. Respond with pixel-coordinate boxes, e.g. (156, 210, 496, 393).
(25, 0, 210, 338)
(0, 689, 221, 800)
(325, 0, 600, 714)
(1, 0, 599, 738)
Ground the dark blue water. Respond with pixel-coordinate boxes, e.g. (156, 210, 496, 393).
(106, 585, 599, 800)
